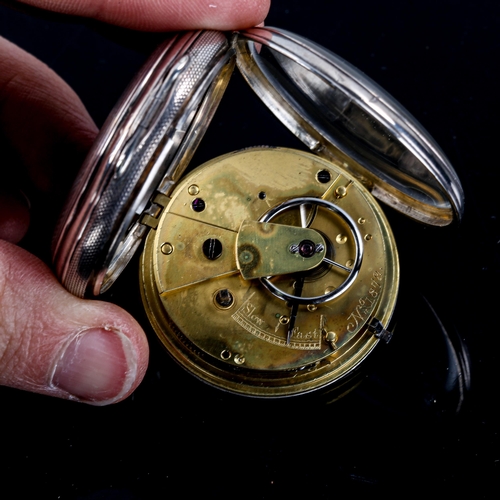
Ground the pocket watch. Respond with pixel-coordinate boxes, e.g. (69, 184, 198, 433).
(52, 28, 464, 399)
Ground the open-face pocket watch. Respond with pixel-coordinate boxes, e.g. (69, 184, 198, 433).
(52, 28, 464, 399)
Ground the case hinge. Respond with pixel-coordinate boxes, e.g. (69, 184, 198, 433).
(140, 192, 171, 229)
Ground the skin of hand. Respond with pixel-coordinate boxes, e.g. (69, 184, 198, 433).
(0, 0, 270, 405)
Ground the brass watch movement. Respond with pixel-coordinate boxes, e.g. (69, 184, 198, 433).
(53, 29, 463, 399)
(140, 147, 398, 397)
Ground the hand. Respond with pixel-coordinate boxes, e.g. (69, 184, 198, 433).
(0, 0, 270, 405)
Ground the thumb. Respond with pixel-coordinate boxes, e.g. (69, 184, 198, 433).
(0, 240, 149, 405)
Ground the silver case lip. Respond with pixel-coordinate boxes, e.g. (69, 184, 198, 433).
(235, 27, 464, 226)
(53, 30, 234, 297)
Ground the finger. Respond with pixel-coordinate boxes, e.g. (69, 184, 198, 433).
(0, 35, 98, 195)
(18, 0, 271, 31)
(0, 35, 98, 245)
(0, 239, 149, 404)
(0, 42, 148, 404)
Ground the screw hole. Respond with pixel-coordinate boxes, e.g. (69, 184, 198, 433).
(192, 198, 206, 212)
(220, 349, 231, 360)
(203, 238, 223, 260)
(317, 170, 331, 183)
(214, 289, 234, 309)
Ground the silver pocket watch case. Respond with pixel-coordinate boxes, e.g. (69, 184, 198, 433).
(53, 27, 463, 399)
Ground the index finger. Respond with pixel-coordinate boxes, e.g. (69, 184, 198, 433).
(17, 0, 270, 31)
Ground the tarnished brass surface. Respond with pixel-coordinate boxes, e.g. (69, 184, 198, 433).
(236, 220, 326, 279)
(140, 148, 399, 397)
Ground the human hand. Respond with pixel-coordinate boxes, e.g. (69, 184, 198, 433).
(0, 0, 270, 405)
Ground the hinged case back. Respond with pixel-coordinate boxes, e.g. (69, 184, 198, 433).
(235, 27, 464, 226)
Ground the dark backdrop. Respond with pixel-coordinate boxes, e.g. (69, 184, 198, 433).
(1, 1, 499, 498)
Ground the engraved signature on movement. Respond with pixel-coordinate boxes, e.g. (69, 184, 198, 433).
(346, 268, 383, 333)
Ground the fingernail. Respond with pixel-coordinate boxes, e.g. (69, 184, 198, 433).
(51, 328, 137, 405)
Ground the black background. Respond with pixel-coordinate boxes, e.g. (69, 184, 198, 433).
(1, 0, 499, 498)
